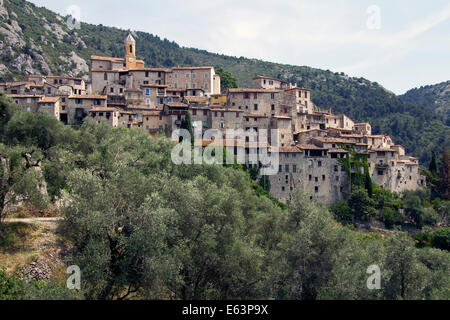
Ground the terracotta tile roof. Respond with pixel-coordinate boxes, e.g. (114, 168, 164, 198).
(5, 82, 29, 88)
(184, 96, 209, 104)
(69, 94, 107, 100)
(89, 107, 118, 112)
(298, 144, 328, 150)
(38, 97, 60, 103)
(141, 84, 168, 88)
(129, 68, 172, 72)
(172, 66, 214, 70)
(91, 55, 125, 62)
(243, 114, 268, 118)
(125, 88, 141, 92)
(272, 115, 292, 120)
(166, 102, 188, 108)
(91, 68, 125, 72)
(369, 147, 395, 152)
(7, 94, 43, 98)
(293, 129, 326, 134)
(277, 146, 302, 153)
(314, 137, 352, 144)
(228, 88, 280, 93)
(340, 134, 364, 138)
(328, 148, 349, 153)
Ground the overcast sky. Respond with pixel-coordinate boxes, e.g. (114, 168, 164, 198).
(29, 0, 450, 94)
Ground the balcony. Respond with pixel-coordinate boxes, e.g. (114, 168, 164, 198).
(376, 163, 389, 170)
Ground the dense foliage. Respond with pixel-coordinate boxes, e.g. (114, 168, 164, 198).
(0, 93, 449, 300)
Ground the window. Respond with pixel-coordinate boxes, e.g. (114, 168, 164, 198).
(315, 177, 318, 182)
(309, 175, 312, 181)
(253, 93, 257, 99)
(285, 165, 289, 173)
(145, 88, 150, 96)
(104, 73, 108, 81)
(318, 161, 322, 167)
(110, 87, 114, 93)
(244, 93, 250, 99)
(279, 165, 282, 173)
(203, 110, 208, 116)
(192, 109, 197, 116)
(378, 170, 384, 176)
(254, 104, 258, 110)
(236, 112, 239, 118)
(145, 71, 149, 77)
(315, 186, 319, 193)
(293, 165, 297, 173)
(205, 73, 209, 78)
(120, 88, 123, 94)
(271, 93, 275, 99)
(186, 74, 190, 78)
(221, 112, 224, 118)
(271, 104, 275, 111)
(322, 175, 326, 181)
(204, 83, 208, 89)
(146, 98, 150, 104)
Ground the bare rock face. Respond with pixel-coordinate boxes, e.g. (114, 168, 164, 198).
(59, 51, 89, 76)
(0, 63, 8, 76)
(0, 24, 25, 48)
(11, 53, 35, 74)
(0, 0, 9, 20)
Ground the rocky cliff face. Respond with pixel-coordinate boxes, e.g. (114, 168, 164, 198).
(0, 0, 90, 81)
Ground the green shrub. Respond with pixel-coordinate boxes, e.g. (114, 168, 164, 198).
(383, 207, 404, 229)
(432, 228, 450, 251)
(413, 232, 433, 248)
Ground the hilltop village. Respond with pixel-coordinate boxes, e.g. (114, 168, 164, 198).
(0, 34, 425, 204)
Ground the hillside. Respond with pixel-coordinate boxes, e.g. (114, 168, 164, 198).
(0, 0, 449, 164)
(401, 81, 450, 124)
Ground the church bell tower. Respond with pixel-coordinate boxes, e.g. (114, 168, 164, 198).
(124, 33, 136, 69)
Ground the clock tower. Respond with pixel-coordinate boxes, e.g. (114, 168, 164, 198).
(124, 33, 136, 69)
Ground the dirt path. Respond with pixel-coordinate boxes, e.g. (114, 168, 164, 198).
(3, 217, 63, 224)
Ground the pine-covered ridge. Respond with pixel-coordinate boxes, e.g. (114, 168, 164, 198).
(0, 0, 448, 164)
